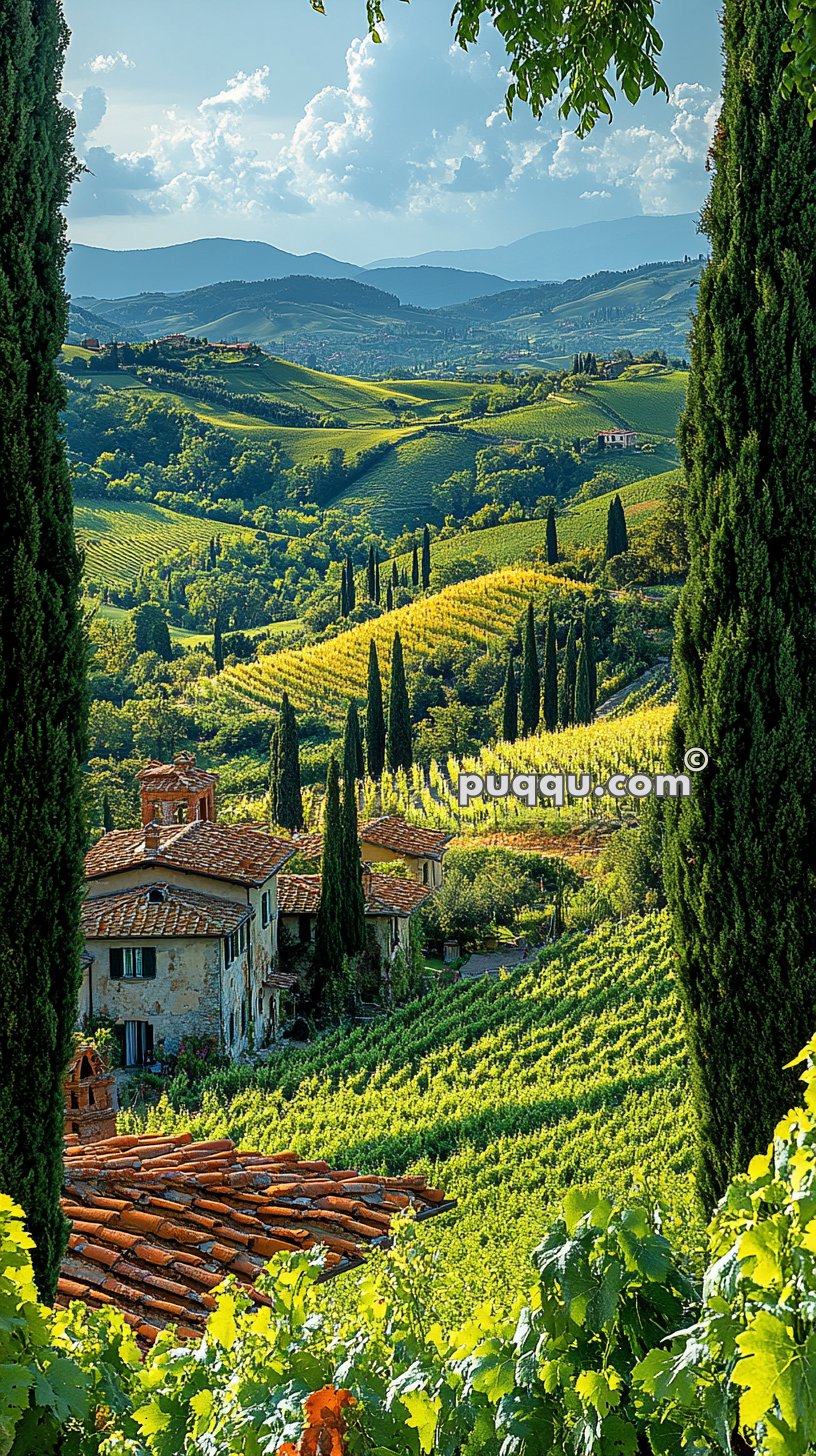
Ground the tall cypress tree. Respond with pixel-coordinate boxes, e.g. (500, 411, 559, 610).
(340, 561, 349, 618)
(386, 581, 394, 611)
(366, 639, 386, 778)
(546, 505, 558, 565)
(617, 495, 629, 554)
(411, 540, 419, 587)
(575, 640, 592, 724)
(605, 496, 622, 560)
(665, 0, 816, 1209)
(520, 600, 540, 736)
(273, 692, 304, 831)
(101, 793, 115, 833)
(501, 650, 518, 742)
(313, 759, 345, 1007)
(391, 560, 399, 589)
(0, 0, 87, 1301)
(559, 621, 578, 727)
(542, 604, 559, 732)
(367, 545, 376, 601)
(387, 630, 413, 771)
(344, 699, 364, 779)
(213, 617, 224, 672)
(346, 552, 356, 610)
(269, 721, 280, 825)
(582, 603, 597, 713)
(374, 559, 381, 605)
(421, 525, 431, 589)
(340, 725, 366, 959)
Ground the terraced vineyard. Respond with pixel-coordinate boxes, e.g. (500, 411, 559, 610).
(461, 394, 615, 442)
(584, 369, 688, 437)
(75, 499, 257, 587)
(126, 910, 695, 1317)
(557, 468, 678, 549)
(334, 429, 487, 530)
(213, 567, 590, 721)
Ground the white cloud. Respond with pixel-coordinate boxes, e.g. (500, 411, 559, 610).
(88, 52, 134, 74)
(199, 67, 270, 112)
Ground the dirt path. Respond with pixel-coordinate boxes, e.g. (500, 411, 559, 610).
(595, 656, 670, 718)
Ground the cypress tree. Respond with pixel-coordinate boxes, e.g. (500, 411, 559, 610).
(366, 640, 386, 778)
(617, 495, 629, 554)
(340, 714, 366, 958)
(344, 699, 365, 779)
(386, 581, 394, 611)
(559, 621, 578, 727)
(0, 0, 87, 1300)
(367, 545, 376, 601)
(213, 617, 224, 672)
(269, 722, 280, 825)
(401, 568, 408, 589)
(664, 0, 816, 1209)
(546, 505, 558, 565)
(582, 603, 597, 712)
(501, 650, 518, 742)
(575, 640, 592, 724)
(572, 353, 580, 375)
(605, 494, 626, 560)
(273, 692, 304, 832)
(542, 604, 559, 733)
(391, 560, 399, 589)
(387, 630, 413, 771)
(411, 540, 419, 587)
(346, 552, 356, 610)
(340, 561, 349, 618)
(421, 525, 431, 589)
(313, 760, 345, 1006)
(101, 793, 114, 833)
(374, 559, 381, 605)
(520, 600, 540, 736)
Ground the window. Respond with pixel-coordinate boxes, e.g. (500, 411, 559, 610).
(122, 1021, 153, 1067)
(147, 887, 165, 904)
(261, 890, 270, 928)
(109, 947, 156, 979)
(258, 991, 263, 1015)
(422, 862, 430, 885)
(391, 917, 399, 948)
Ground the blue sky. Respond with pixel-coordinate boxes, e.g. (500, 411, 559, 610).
(63, 0, 723, 262)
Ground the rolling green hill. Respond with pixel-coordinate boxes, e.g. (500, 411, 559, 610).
(583, 369, 688, 436)
(75, 499, 259, 587)
(558, 469, 679, 549)
(334, 429, 487, 530)
(125, 910, 695, 1316)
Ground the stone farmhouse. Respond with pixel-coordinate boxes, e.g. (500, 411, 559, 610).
(79, 754, 296, 1065)
(597, 428, 637, 449)
(278, 869, 432, 957)
(293, 815, 450, 888)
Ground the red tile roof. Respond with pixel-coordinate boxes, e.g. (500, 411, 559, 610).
(361, 816, 451, 861)
(289, 831, 323, 862)
(137, 753, 218, 795)
(279, 873, 431, 920)
(81, 884, 251, 940)
(85, 821, 295, 888)
(58, 1133, 452, 1346)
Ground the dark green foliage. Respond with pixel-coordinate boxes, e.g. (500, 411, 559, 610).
(387, 630, 413, 771)
(542, 604, 559, 733)
(367, 544, 376, 601)
(375, 559, 381, 605)
(665, 0, 816, 1210)
(340, 732, 366, 960)
(520, 600, 540, 736)
(213, 617, 224, 673)
(346, 552, 356, 610)
(559, 620, 578, 727)
(391, 560, 399, 590)
(313, 759, 346, 1008)
(421, 524, 431, 589)
(270, 692, 303, 831)
(340, 561, 349, 618)
(411, 540, 419, 587)
(366, 640, 386, 778)
(133, 602, 173, 661)
(582, 603, 597, 712)
(546, 505, 558, 565)
(386, 581, 394, 611)
(575, 639, 592, 724)
(0, 0, 87, 1301)
(605, 494, 628, 560)
(343, 701, 365, 784)
(101, 793, 114, 833)
(501, 650, 518, 742)
(618, 495, 629, 554)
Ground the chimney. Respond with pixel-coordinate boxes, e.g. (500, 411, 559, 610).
(143, 818, 161, 856)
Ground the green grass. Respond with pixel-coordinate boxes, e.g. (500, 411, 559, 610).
(461, 395, 616, 442)
(125, 911, 696, 1317)
(335, 430, 486, 531)
(75, 498, 258, 588)
(91, 601, 300, 649)
(583, 370, 687, 438)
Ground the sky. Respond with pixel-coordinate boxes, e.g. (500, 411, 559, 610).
(62, 0, 723, 264)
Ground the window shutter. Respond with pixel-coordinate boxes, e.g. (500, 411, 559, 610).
(109, 948, 124, 979)
(141, 947, 157, 979)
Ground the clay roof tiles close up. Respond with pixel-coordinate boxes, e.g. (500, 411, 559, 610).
(137, 754, 218, 795)
(80, 884, 252, 940)
(361, 816, 451, 861)
(84, 821, 295, 887)
(278, 872, 432, 919)
(58, 1133, 452, 1347)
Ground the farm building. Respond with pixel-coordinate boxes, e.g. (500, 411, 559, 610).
(278, 870, 432, 959)
(598, 429, 637, 449)
(291, 815, 450, 888)
(79, 755, 295, 1064)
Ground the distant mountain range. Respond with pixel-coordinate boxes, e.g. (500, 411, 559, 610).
(66, 214, 704, 308)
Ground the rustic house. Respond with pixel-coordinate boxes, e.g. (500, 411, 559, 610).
(278, 870, 432, 958)
(291, 815, 450, 888)
(79, 757, 295, 1064)
(597, 428, 637, 449)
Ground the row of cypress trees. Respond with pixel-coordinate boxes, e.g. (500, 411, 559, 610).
(340, 526, 432, 619)
(502, 601, 596, 742)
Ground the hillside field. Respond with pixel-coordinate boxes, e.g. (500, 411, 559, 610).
(75, 498, 259, 587)
(334, 429, 488, 530)
(212, 566, 590, 721)
(125, 910, 696, 1318)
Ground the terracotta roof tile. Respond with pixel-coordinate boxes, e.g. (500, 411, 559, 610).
(137, 754, 218, 795)
(59, 1135, 453, 1347)
(84, 821, 295, 887)
(361, 816, 451, 861)
(81, 883, 251, 940)
(279, 872, 431, 920)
